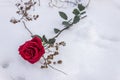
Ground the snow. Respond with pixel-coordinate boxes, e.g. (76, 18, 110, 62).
(0, 0, 120, 80)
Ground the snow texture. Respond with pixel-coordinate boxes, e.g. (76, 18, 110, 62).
(0, 0, 120, 80)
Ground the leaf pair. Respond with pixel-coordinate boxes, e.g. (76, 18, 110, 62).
(59, 4, 86, 25)
(72, 4, 86, 24)
(42, 35, 56, 44)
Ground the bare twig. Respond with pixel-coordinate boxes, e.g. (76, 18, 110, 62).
(48, 64, 67, 75)
(42, 56, 48, 67)
(22, 21, 33, 37)
(42, 56, 67, 75)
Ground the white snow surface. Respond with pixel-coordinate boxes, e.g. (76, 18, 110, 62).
(0, 0, 120, 80)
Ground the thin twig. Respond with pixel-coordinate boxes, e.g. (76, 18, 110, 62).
(42, 56, 67, 75)
(42, 56, 48, 67)
(22, 21, 33, 37)
(48, 64, 67, 75)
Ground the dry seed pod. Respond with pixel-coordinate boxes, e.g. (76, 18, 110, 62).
(15, 3, 20, 7)
(10, 19, 19, 24)
(53, 62, 56, 64)
(47, 60, 52, 64)
(36, 15, 39, 18)
(57, 60, 62, 64)
(20, 6, 23, 10)
(34, 2, 37, 4)
(41, 66, 46, 69)
(47, 54, 53, 59)
(59, 42, 66, 46)
(55, 45, 59, 50)
(49, 44, 54, 47)
(54, 52, 59, 56)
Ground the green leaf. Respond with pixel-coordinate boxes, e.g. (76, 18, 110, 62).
(59, 11, 68, 20)
(42, 35, 48, 43)
(49, 38, 56, 44)
(78, 4, 85, 11)
(73, 16, 80, 24)
(62, 21, 70, 26)
(73, 9, 80, 15)
(54, 28, 60, 34)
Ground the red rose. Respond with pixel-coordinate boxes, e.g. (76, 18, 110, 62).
(18, 36, 45, 64)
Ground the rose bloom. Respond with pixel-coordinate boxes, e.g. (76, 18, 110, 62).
(18, 36, 45, 64)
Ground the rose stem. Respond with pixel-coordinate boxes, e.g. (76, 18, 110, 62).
(22, 21, 33, 37)
(42, 56, 67, 75)
(51, 0, 90, 39)
(52, 23, 73, 39)
(52, 15, 87, 39)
